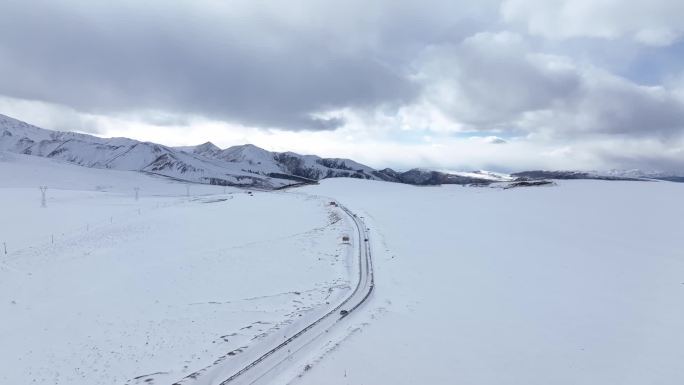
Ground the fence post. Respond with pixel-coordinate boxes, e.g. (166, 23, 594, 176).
(40, 186, 48, 208)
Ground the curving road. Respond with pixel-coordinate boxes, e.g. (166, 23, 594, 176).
(176, 202, 374, 385)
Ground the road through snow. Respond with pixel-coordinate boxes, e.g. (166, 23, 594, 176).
(176, 203, 374, 385)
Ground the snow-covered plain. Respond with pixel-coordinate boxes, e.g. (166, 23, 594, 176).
(3, 150, 684, 385)
(295, 178, 684, 385)
(0, 153, 355, 385)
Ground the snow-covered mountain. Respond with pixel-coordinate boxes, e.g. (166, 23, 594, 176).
(0, 114, 391, 188)
(371, 168, 514, 185)
(176, 142, 522, 186)
(601, 169, 684, 183)
(175, 141, 221, 158)
(177, 142, 386, 180)
(0, 114, 288, 188)
(6, 114, 678, 188)
(510, 169, 684, 183)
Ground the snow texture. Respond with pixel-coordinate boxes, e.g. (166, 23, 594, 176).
(293, 178, 684, 385)
(0, 153, 355, 385)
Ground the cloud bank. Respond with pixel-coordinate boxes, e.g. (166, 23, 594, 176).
(0, 0, 683, 172)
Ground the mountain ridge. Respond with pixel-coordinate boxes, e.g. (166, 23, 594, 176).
(0, 114, 393, 188)
(2, 113, 680, 187)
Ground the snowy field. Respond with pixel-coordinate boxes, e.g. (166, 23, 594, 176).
(0, 153, 354, 385)
(296, 178, 684, 385)
(3, 150, 684, 385)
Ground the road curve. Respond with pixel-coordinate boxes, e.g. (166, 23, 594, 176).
(175, 203, 374, 385)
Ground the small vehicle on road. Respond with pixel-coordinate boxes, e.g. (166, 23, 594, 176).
(339, 309, 349, 317)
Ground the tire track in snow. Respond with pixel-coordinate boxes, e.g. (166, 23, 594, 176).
(173, 202, 374, 385)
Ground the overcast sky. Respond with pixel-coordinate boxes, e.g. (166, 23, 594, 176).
(1, 0, 683, 172)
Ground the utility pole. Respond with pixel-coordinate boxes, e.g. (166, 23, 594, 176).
(39, 186, 48, 208)
(3, 242, 6, 255)
(134, 187, 140, 201)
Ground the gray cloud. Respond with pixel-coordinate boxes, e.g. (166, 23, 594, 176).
(602, 151, 684, 173)
(0, 0, 497, 131)
(417, 32, 582, 128)
(567, 75, 684, 137)
(412, 31, 684, 140)
(0, 95, 103, 134)
(484, 136, 507, 144)
(1, 0, 683, 172)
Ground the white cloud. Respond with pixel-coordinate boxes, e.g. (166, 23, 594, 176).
(0, 97, 101, 134)
(415, 32, 581, 128)
(501, 0, 684, 46)
(483, 136, 507, 144)
(2, 1, 684, 172)
(408, 31, 684, 140)
(3, 94, 683, 173)
(513, 68, 684, 138)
